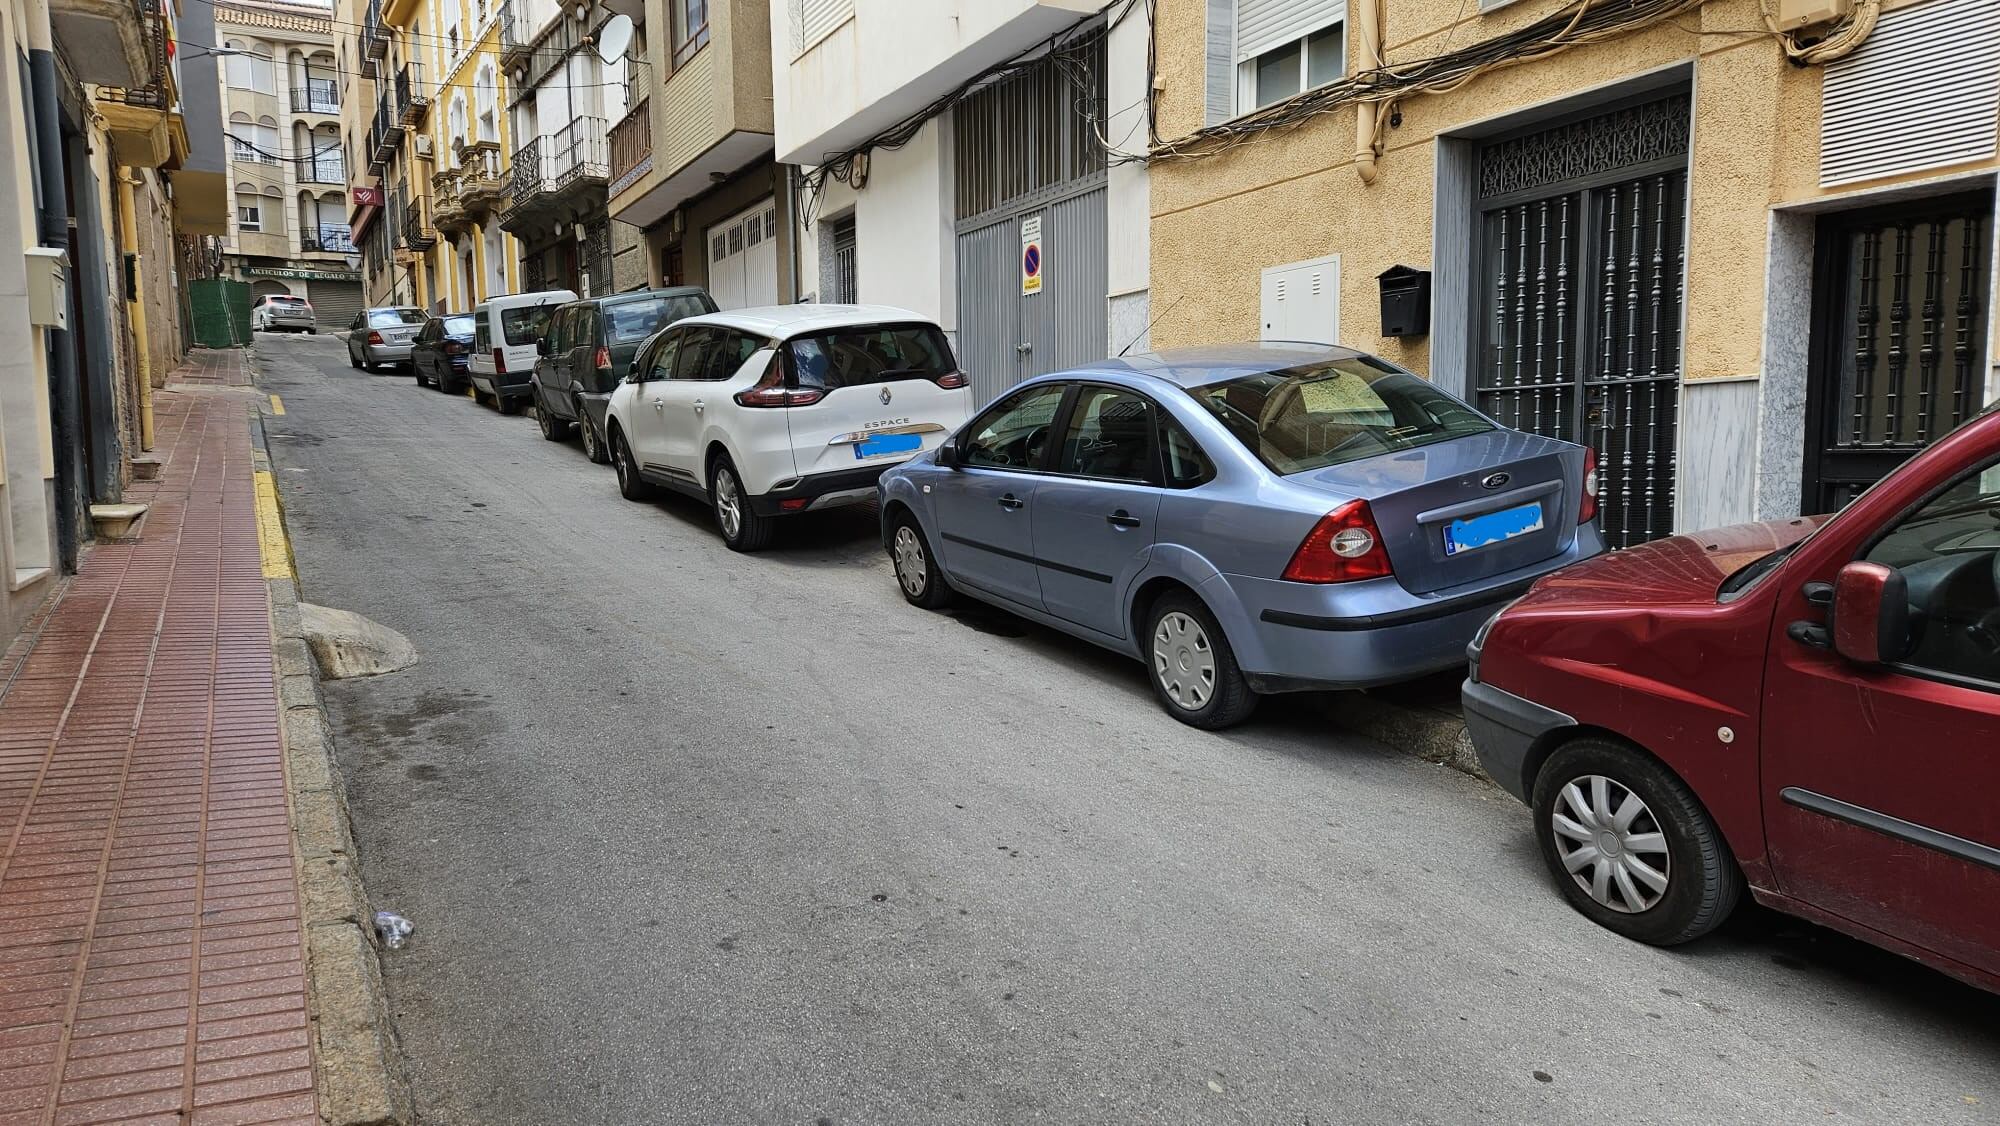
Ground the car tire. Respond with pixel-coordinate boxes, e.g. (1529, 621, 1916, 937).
(494, 395, 520, 416)
(535, 399, 571, 441)
(348, 351, 361, 370)
(576, 402, 610, 464)
(1530, 737, 1743, 947)
(308, 328, 317, 335)
(888, 514, 953, 610)
(1144, 592, 1258, 729)
(414, 364, 431, 388)
(709, 457, 775, 553)
(610, 429, 652, 501)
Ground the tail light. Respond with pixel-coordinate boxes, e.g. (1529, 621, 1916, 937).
(733, 354, 823, 408)
(444, 341, 465, 355)
(1579, 448, 1600, 524)
(492, 348, 507, 374)
(934, 371, 969, 390)
(594, 346, 611, 371)
(1282, 500, 1393, 584)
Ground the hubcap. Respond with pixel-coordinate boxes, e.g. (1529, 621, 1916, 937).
(1151, 612, 1216, 711)
(615, 441, 631, 489)
(1550, 775, 1672, 914)
(579, 410, 598, 456)
(892, 526, 927, 596)
(715, 469, 741, 538)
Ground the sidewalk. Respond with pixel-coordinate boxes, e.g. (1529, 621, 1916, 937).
(0, 378, 316, 1123)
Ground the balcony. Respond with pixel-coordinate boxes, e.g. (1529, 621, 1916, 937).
(301, 223, 356, 254)
(297, 156, 347, 186)
(501, 119, 607, 232)
(607, 97, 651, 196)
(402, 202, 437, 251)
(361, 0, 389, 77)
(89, 0, 186, 170)
(431, 168, 466, 231)
(370, 100, 404, 168)
(498, 0, 533, 70)
(396, 63, 429, 126)
(456, 140, 506, 212)
(290, 80, 339, 115)
(501, 136, 547, 229)
(51, 0, 157, 88)
(232, 146, 282, 169)
(551, 117, 609, 192)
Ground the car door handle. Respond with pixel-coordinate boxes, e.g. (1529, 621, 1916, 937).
(997, 494, 1024, 510)
(650, 397, 664, 411)
(692, 399, 704, 413)
(1106, 510, 1142, 529)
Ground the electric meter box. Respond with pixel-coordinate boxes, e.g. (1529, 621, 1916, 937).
(24, 247, 68, 331)
(1774, 0, 1850, 31)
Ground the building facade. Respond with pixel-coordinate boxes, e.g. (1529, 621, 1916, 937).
(215, 0, 364, 327)
(1147, 0, 2000, 542)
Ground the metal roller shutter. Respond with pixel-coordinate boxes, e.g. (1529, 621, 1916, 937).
(1236, 0, 1345, 62)
(307, 279, 364, 332)
(792, 0, 852, 53)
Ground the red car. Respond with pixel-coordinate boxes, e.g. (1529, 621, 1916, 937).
(1464, 407, 2000, 994)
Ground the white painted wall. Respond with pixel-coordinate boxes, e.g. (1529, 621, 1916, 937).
(796, 119, 958, 333)
(1105, 2, 1150, 353)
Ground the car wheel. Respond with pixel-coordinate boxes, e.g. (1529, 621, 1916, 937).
(308, 328, 317, 335)
(889, 515, 953, 610)
(535, 400, 571, 441)
(1531, 737, 1742, 947)
(348, 351, 361, 370)
(414, 364, 430, 387)
(709, 457, 775, 553)
(611, 429, 652, 501)
(495, 395, 520, 416)
(1145, 593, 1257, 729)
(576, 403, 610, 464)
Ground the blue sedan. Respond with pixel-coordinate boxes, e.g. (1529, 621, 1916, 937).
(878, 343, 1606, 728)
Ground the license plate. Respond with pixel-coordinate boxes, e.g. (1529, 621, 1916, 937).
(854, 432, 923, 460)
(1443, 501, 1545, 556)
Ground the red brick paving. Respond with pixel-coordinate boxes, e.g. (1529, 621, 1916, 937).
(0, 379, 315, 1125)
(165, 351, 253, 389)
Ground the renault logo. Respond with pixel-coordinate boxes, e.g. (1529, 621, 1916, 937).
(880, 386, 893, 406)
(1482, 472, 1511, 489)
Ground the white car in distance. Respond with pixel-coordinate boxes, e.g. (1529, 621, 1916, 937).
(604, 305, 973, 551)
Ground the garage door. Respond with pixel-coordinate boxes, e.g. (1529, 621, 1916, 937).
(250, 280, 291, 301)
(307, 279, 364, 332)
(705, 199, 777, 310)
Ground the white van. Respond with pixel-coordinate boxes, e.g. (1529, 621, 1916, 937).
(469, 289, 577, 414)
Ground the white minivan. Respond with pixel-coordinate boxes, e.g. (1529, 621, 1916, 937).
(603, 305, 973, 552)
(469, 289, 577, 413)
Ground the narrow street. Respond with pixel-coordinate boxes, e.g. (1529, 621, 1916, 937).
(249, 333, 2000, 1124)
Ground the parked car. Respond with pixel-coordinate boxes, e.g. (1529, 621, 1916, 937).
(1463, 404, 2000, 994)
(469, 289, 577, 414)
(879, 343, 1604, 729)
(604, 305, 973, 551)
(531, 286, 717, 463)
(252, 293, 316, 334)
(411, 311, 478, 393)
(345, 307, 429, 372)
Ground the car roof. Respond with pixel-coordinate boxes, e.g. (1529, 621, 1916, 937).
(671, 303, 934, 339)
(567, 286, 709, 308)
(476, 290, 578, 312)
(365, 305, 425, 313)
(1080, 342, 1362, 388)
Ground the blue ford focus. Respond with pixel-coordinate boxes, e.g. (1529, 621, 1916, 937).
(878, 343, 1606, 728)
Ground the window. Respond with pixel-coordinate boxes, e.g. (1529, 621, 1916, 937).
(1185, 355, 1494, 476)
(1214, 1, 1346, 118)
(370, 308, 430, 327)
(225, 43, 276, 94)
(672, 329, 758, 380)
(1161, 420, 1215, 489)
(640, 331, 681, 381)
(476, 62, 500, 142)
(605, 296, 707, 344)
(501, 303, 558, 345)
(788, 323, 955, 391)
(671, 0, 710, 68)
(1863, 458, 2000, 687)
(237, 200, 262, 231)
(789, 0, 853, 54)
(1058, 387, 1159, 483)
(545, 307, 572, 354)
(963, 384, 1067, 470)
(1243, 22, 1342, 111)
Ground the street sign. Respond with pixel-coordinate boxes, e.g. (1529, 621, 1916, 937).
(245, 266, 361, 281)
(1021, 215, 1042, 297)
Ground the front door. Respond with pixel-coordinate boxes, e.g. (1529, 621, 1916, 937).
(1031, 385, 1162, 638)
(1802, 191, 1993, 513)
(932, 383, 1068, 610)
(1761, 452, 2000, 976)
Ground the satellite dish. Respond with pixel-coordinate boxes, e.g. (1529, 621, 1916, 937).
(595, 14, 633, 64)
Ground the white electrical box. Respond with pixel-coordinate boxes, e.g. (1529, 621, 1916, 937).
(1775, 0, 1849, 31)
(1260, 255, 1340, 345)
(24, 247, 67, 331)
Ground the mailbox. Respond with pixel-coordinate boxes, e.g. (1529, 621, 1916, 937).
(25, 247, 68, 331)
(1378, 265, 1430, 338)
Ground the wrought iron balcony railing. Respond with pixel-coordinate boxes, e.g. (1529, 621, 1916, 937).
(301, 223, 356, 253)
(396, 62, 429, 126)
(401, 201, 436, 250)
(296, 156, 346, 185)
(290, 80, 339, 115)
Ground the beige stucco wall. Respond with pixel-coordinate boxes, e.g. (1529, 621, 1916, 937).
(1148, 0, 2000, 384)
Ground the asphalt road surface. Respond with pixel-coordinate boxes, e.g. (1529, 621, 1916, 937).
(255, 333, 2000, 1126)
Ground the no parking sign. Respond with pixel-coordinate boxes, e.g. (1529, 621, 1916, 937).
(1021, 215, 1043, 296)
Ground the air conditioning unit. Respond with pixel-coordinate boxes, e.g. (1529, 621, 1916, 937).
(413, 135, 435, 159)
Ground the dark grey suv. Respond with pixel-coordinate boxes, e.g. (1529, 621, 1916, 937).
(530, 287, 717, 463)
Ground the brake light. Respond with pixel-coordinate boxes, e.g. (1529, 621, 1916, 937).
(1579, 448, 1600, 524)
(444, 341, 465, 355)
(493, 348, 507, 374)
(366, 330, 384, 345)
(1282, 500, 1393, 583)
(595, 346, 611, 371)
(934, 371, 969, 390)
(733, 354, 823, 408)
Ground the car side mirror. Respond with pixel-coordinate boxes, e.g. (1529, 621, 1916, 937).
(536, 338, 551, 356)
(934, 442, 962, 469)
(1830, 561, 1911, 665)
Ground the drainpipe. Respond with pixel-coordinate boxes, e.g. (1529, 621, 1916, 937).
(117, 169, 155, 452)
(1353, 0, 1383, 184)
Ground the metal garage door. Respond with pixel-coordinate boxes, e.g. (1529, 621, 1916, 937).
(307, 279, 364, 332)
(705, 200, 778, 310)
(955, 187, 1107, 408)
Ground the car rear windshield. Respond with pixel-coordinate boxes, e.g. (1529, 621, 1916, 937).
(269, 296, 306, 305)
(442, 315, 476, 337)
(605, 295, 709, 343)
(369, 309, 427, 327)
(1186, 357, 1495, 475)
(789, 323, 955, 391)
(501, 304, 558, 346)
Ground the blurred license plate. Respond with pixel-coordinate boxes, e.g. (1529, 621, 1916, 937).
(1444, 501, 1544, 556)
(855, 432, 923, 459)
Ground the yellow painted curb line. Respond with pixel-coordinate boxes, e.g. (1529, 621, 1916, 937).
(254, 470, 295, 580)
(269, 394, 285, 415)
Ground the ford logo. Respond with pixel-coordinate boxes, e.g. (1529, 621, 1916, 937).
(1481, 472, 1511, 490)
(880, 386, 893, 405)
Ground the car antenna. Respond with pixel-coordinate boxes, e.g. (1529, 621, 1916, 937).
(1117, 295, 1185, 358)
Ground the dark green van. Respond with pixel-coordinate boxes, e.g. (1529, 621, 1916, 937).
(531, 286, 717, 462)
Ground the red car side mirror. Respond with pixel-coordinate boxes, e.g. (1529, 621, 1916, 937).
(1831, 561, 1911, 665)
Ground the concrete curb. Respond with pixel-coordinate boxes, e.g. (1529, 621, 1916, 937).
(1321, 673, 1486, 783)
(250, 374, 415, 1126)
